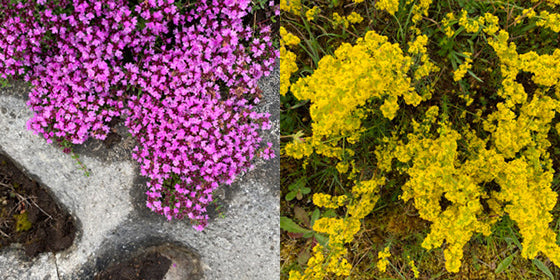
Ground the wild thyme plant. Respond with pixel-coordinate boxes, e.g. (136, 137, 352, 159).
(0, 0, 278, 230)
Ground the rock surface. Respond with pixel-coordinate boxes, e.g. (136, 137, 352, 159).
(0, 66, 279, 279)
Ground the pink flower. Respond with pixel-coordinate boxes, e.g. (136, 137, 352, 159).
(1, 0, 277, 231)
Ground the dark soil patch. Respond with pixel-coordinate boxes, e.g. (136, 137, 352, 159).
(94, 251, 172, 280)
(0, 153, 76, 257)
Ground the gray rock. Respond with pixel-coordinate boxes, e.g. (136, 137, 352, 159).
(0, 65, 279, 279)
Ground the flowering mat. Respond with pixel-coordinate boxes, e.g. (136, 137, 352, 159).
(0, 0, 278, 230)
(0, 65, 279, 279)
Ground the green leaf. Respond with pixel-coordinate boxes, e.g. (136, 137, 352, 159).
(310, 209, 320, 226)
(285, 191, 297, 201)
(297, 247, 311, 266)
(314, 233, 329, 246)
(280, 216, 312, 234)
(505, 235, 522, 251)
(467, 70, 484, 82)
(303, 231, 313, 239)
(300, 187, 311, 195)
(533, 259, 554, 279)
(0, 78, 8, 88)
(294, 206, 310, 227)
(288, 177, 306, 191)
(495, 253, 514, 274)
(323, 209, 337, 218)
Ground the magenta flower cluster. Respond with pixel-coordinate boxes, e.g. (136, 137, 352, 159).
(0, 0, 278, 230)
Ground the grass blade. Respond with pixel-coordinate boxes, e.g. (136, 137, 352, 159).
(533, 259, 554, 279)
(495, 253, 514, 274)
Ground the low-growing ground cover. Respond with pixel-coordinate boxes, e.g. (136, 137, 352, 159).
(0, 0, 278, 230)
(280, 0, 560, 279)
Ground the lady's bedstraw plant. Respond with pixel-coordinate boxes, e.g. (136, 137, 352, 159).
(282, 0, 560, 278)
(0, 0, 278, 231)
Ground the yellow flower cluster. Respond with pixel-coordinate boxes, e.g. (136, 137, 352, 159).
(377, 246, 391, 272)
(332, 11, 363, 28)
(411, 0, 432, 23)
(376, 0, 399, 15)
(458, 9, 481, 33)
(332, 12, 348, 29)
(280, 0, 301, 16)
(312, 193, 347, 209)
(305, 6, 320, 21)
(535, 0, 560, 7)
(285, 30, 420, 161)
(280, 27, 301, 47)
(347, 178, 383, 219)
(346, 11, 364, 24)
(280, 27, 300, 96)
(445, 11, 500, 37)
(288, 244, 352, 279)
(313, 217, 361, 244)
(487, 30, 527, 107)
(515, 8, 537, 22)
(407, 35, 428, 55)
(441, 12, 456, 37)
(285, 2, 560, 277)
(453, 52, 472, 82)
(482, 13, 500, 35)
(283, 139, 313, 159)
(536, 11, 560, 32)
(392, 27, 560, 272)
(291, 176, 383, 279)
(408, 34, 439, 81)
(375, 136, 399, 172)
(489, 29, 560, 107)
(409, 259, 420, 278)
(397, 123, 497, 272)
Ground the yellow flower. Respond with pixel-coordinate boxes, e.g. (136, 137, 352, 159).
(453, 52, 473, 82)
(336, 161, 349, 173)
(313, 193, 347, 209)
(280, 27, 300, 47)
(411, 0, 432, 23)
(377, 246, 391, 272)
(408, 257, 420, 278)
(408, 35, 428, 55)
(289, 30, 417, 161)
(441, 12, 456, 37)
(482, 13, 500, 35)
(279, 27, 300, 96)
(346, 12, 364, 24)
(283, 141, 313, 158)
(458, 9, 480, 33)
(305, 6, 320, 21)
(280, 0, 301, 16)
(425, 105, 439, 123)
(376, 0, 399, 15)
(536, 10, 560, 32)
(332, 12, 349, 29)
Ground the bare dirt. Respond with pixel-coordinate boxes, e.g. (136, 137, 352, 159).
(0, 152, 76, 257)
(94, 251, 172, 280)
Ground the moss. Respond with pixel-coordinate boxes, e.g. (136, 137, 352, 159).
(13, 212, 32, 232)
